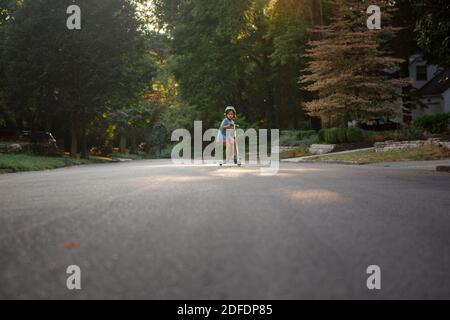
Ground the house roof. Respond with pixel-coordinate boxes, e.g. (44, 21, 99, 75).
(416, 69, 450, 96)
(409, 54, 424, 65)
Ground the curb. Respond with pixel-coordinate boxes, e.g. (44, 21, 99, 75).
(282, 147, 374, 163)
(285, 159, 364, 165)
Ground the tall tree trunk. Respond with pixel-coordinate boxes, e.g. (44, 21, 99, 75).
(310, 0, 323, 26)
(80, 128, 88, 159)
(130, 128, 137, 155)
(70, 112, 78, 158)
(45, 115, 52, 132)
(266, 84, 277, 129)
(119, 134, 127, 153)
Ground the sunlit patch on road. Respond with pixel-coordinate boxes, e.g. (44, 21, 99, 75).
(209, 167, 263, 178)
(271, 168, 325, 177)
(285, 189, 350, 204)
(131, 175, 211, 185)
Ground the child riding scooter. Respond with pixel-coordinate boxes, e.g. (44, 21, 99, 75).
(216, 106, 242, 166)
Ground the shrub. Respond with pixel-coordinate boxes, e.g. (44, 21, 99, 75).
(280, 131, 301, 146)
(159, 144, 174, 159)
(280, 130, 318, 146)
(324, 128, 340, 144)
(365, 132, 387, 143)
(364, 127, 423, 142)
(7, 143, 23, 154)
(297, 134, 319, 152)
(336, 128, 348, 143)
(413, 112, 450, 134)
(346, 128, 364, 143)
(318, 129, 326, 142)
(90, 144, 113, 157)
(21, 143, 60, 156)
(320, 127, 365, 144)
(397, 126, 423, 140)
(297, 130, 317, 140)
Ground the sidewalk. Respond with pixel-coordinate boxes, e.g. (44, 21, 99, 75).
(282, 147, 374, 163)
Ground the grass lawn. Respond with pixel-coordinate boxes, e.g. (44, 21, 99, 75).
(280, 148, 310, 160)
(0, 154, 104, 173)
(307, 145, 450, 164)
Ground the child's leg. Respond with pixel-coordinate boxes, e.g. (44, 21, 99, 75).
(225, 138, 235, 161)
(225, 140, 231, 161)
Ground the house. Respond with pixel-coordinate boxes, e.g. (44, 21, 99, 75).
(408, 54, 450, 120)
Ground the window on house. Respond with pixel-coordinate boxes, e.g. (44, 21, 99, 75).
(416, 65, 428, 81)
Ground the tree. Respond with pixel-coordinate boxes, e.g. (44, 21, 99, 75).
(301, 0, 406, 127)
(266, 0, 312, 128)
(152, 0, 315, 129)
(4, 0, 150, 157)
(0, 0, 17, 128)
(153, 0, 256, 127)
(411, 0, 450, 67)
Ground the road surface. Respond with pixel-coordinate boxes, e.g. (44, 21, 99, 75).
(1, 160, 450, 299)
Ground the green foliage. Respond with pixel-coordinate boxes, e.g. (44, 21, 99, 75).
(3, 142, 60, 156)
(21, 143, 60, 157)
(280, 130, 318, 146)
(297, 130, 317, 140)
(159, 144, 175, 159)
(280, 130, 301, 146)
(323, 128, 339, 144)
(364, 127, 423, 143)
(2, 0, 152, 156)
(318, 129, 326, 143)
(90, 145, 113, 157)
(279, 129, 319, 154)
(336, 128, 347, 144)
(346, 128, 364, 143)
(320, 127, 365, 144)
(0, 154, 94, 172)
(397, 126, 423, 140)
(297, 134, 319, 153)
(152, 0, 312, 129)
(412, 0, 450, 67)
(160, 102, 201, 135)
(413, 112, 450, 134)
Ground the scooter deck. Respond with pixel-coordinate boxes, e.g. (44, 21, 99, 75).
(219, 162, 242, 167)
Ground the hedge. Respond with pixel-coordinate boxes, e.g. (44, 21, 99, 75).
(413, 112, 450, 134)
(320, 127, 365, 144)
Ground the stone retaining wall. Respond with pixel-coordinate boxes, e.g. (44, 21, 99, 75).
(309, 144, 336, 155)
(374, 139, 450, 152)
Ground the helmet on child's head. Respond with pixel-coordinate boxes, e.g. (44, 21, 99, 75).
(224, 106, 236, 118)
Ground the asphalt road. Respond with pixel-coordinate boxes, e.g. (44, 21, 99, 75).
(1, 160, 450, 299)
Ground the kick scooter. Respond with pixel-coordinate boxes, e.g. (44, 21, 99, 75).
(220, 125, 242, 167)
